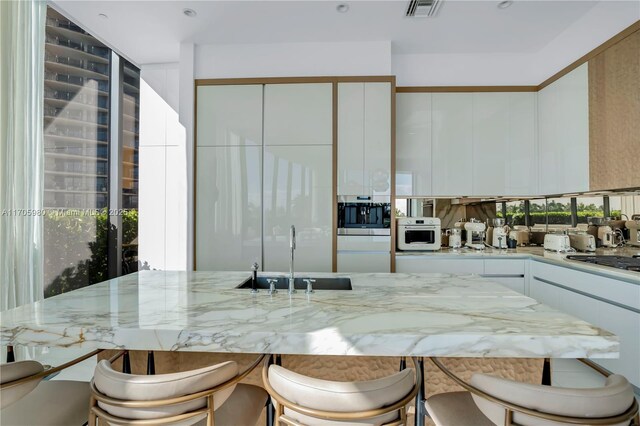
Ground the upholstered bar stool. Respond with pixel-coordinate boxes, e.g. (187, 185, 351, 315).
(0, 350, 101, 425)
(89, 353, 268, 426)
(424, 357, 639, 426)
(262, 355, 420, 426)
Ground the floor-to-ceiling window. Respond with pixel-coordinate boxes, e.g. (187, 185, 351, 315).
(43, 7, 138, 297)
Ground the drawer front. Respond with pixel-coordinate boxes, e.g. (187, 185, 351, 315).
(395, 257, 484, 274)
(484, 276, 525, 294)
(337, 236, 391, 252)
(484, 259, 525, 275)
(337, 252, 390, 273)
(531, 261, 640, 311)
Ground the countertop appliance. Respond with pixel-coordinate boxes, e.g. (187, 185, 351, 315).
(397, 217, 441, 251)
(337, 196, 391, 236)
(566, 255, 640, 272)
(464, 219, 486, 250)
(448, 228, 462, 248)
(625, 219, 640, 247)
(543, 234, 572, 252)
(568, 233, 596, 252)
(491, 218, 510, 249)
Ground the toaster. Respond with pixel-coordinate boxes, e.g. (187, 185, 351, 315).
(543, 234, 572, 252)
(568, 233, 596, 252)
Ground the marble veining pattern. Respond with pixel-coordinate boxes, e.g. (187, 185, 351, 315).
(1, 271, 618, 358)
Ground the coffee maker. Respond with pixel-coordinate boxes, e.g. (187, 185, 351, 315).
(465, 219, 486, 250)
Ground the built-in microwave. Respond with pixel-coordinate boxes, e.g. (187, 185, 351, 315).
(337, 196, 391, 236)
(397, 217, 441, 251)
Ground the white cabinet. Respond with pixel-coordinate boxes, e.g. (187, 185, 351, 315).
(263, 146, 333, 272)
(537, 64, 589, 195)
(471, 93, 537, 196)
(196, 85, 262, 146)
(337, 82, 391, 196)
(196, 146, 262, 270)
(196, 83, 333, 272)
(337, 236, 391, 273)
(394, 257, 526, 294)
(431, 93, 473, 196)
(396, 93, 432, 197)
(530, 261, 640, 388)
(264, 83, 332, 146)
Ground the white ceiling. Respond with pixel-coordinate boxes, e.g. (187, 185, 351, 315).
(52, 0, 638, 66)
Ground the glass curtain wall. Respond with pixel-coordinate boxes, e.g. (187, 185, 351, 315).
(43, 7, 139, 297)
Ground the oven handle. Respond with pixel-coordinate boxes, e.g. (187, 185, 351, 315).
(399, 226, 439, 231)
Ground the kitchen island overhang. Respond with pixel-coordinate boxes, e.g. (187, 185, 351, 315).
(0, 271, 619, 359)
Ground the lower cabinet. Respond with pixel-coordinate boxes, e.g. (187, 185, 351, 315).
(338, 236, 391, 273)
(530, 262, 640, 388)
(394, 257, 526, 294)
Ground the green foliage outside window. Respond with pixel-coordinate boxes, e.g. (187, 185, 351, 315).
(44, 209, 138, 297)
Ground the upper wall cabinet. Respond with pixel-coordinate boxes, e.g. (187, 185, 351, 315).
(338, 82, 391, 196)
(589, 29, 640, 191)
(264, 83, 332, 146)
(472, 92, 537, 196)
(398, 92, 537, 197)
(431, 93, 473, 196)
(538, 63, 589, 195)
(396, 93, 432, 197)
(196, 85, 263, 146)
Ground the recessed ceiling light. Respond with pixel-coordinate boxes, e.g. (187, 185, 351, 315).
(182, 8, 197, 17)
(497, 1, 513, 9)
(336, 3, 349, 13)
(98, 13, 108, 19)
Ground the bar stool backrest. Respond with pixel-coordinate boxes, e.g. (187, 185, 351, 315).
(470, 373, 636, 426)
(0, 360, 44, 408)
(93, 359, 238, 421)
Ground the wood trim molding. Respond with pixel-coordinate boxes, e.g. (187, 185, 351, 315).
(390, 77, 397, 273)
(396, 86, 537, 93)
(196, 75, 396, 86)
(538, 20, 640, 90)
(332, 82, 338, 273)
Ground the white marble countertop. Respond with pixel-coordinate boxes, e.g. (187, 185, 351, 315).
(1, 271, 618, 358)
(396, 246, 640, 283)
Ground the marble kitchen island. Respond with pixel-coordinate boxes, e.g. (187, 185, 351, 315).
(1, 270, 618, 358)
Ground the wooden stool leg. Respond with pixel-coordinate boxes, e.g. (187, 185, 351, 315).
(7, 345, 15, 362)
(146, 351, 155, 375)
(122, 351, 131, 374)
(415, 358, 425, 426)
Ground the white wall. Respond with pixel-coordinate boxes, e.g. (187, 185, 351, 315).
(139, 62, 187, 271)
(393, 1, 639, 87)
(195, 41, 392, 79)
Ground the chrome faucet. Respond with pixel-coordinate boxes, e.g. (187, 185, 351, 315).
(289, 225, 296, 294)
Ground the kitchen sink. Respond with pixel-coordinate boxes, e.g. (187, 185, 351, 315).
(237, 276, 352, 290)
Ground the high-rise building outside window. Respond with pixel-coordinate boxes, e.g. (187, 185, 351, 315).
(43, 7, 139, 297)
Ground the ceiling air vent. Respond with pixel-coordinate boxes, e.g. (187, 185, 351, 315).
(406, 0, 443, 17)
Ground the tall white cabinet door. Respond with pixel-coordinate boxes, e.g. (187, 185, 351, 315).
(472, 93, 509, 196)
(196, 146, 262, 270)
(396, 93, 432, 197)
(364, 82, 392, 196)
(432, 93, 473, 196)
(506, 93, 537, 196)
(264, 83, 332, 146)
(263, 145, 333, 273)
(196, 85, 262, 146)
(538, 63, 589, 194)
(338, 83, 365, 195)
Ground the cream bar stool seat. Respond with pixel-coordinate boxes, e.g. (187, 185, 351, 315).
(262, 355, 420, 426)
(89, 353, 268, 426)
(0, 350, 101, 426)
(424, 357, 639, 426)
